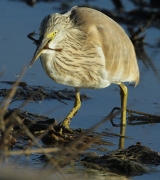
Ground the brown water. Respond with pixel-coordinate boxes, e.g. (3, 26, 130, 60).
(1, 0, 160, 179)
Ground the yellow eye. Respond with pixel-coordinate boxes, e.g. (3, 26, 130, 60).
(47, 31, 58, 39)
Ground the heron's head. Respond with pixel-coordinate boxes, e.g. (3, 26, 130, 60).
(30, 8, 75, 67)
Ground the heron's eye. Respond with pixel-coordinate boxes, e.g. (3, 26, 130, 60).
(47, 31, 58, 39)
(54, 31, 57, 35)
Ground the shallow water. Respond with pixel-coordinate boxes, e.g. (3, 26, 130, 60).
(1, 0, 160, 179)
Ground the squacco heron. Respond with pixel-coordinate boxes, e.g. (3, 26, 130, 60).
(30, 6, 139, 130)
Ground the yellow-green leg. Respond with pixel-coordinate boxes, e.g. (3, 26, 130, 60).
(61, 88, 81, 129)
(118, 83, 128, 125)
(119, 125, 126, 149)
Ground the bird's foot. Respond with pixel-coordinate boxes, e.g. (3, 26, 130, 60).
(59, 118, 73, 133)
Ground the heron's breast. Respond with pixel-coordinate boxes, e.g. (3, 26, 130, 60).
(40, 47, 111, 88)
(40, 52, 80, 86)
(40, 53, 61, 83)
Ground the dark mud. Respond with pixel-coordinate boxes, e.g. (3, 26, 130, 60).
(82, 143, 160, 175)
(1, 106, 112, 149)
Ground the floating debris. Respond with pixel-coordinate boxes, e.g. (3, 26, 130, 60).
(0, 81, 90, 102)
(1, 108, 112, 151)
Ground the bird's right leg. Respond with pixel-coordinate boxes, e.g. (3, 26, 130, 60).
(60, 88, 81, 130)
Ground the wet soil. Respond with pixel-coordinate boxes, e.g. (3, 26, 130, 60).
(82, 143, 160, 175)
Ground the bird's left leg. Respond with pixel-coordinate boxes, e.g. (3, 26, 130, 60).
(118, 83, 128, 125)
(61, 88, 81, 130)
